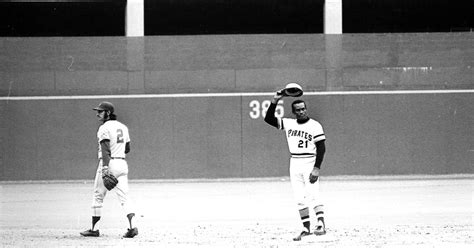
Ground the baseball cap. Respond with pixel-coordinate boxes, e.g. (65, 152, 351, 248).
(93, 101, 114, 113)
(283, 82, 303, 97)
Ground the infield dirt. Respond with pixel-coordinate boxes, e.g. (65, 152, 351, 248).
(1, 175, 472, 247)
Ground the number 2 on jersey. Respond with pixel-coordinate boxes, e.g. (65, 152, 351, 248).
(117, 129, 124, 143)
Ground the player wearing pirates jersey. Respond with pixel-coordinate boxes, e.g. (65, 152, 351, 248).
(80, 101, 138, 238)
(264, 90, 327, 241)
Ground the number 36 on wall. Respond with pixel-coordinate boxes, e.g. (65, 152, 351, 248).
(249, 100, 284, 119)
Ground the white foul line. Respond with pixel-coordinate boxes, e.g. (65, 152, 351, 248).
(1, 89, 474, 101)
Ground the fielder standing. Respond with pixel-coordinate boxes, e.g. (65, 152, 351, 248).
(264, 87, 327, 241)
(80, 101, 138, 238)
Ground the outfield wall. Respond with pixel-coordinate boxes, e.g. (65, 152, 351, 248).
(1, 33, 473, 180)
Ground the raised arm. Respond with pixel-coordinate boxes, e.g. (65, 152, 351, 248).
(264, 89, 285, 128)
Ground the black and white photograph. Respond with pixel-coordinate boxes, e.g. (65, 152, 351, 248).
(1, 0, 473, 247)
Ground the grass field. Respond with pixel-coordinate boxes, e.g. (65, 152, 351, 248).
(1, 175, 473, 247)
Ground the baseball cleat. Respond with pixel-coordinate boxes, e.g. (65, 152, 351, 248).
(123, 227, 138, 238)
(314, 225, 326, 236)
(293, 229, 311, 241)
(80, 229, 100, 237)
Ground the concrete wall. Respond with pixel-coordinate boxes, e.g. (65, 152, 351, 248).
(1, 33, 473, 180)
(1, 33, 472, 96)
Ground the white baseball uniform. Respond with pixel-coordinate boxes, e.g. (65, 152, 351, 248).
(276, 117, 326, 210)
(92, 120, 132, 217)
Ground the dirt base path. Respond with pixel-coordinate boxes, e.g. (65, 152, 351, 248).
(1, 175, 472, 247)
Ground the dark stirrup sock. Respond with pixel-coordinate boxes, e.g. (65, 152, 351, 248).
(92, 216, 100, 230)
(126, 213, 135, 229)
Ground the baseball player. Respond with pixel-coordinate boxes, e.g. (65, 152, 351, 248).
(264, 89, 327, 241)
(80, 101, 138, 238)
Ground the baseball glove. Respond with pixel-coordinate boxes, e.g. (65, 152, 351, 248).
(102, 168, 118, 191)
